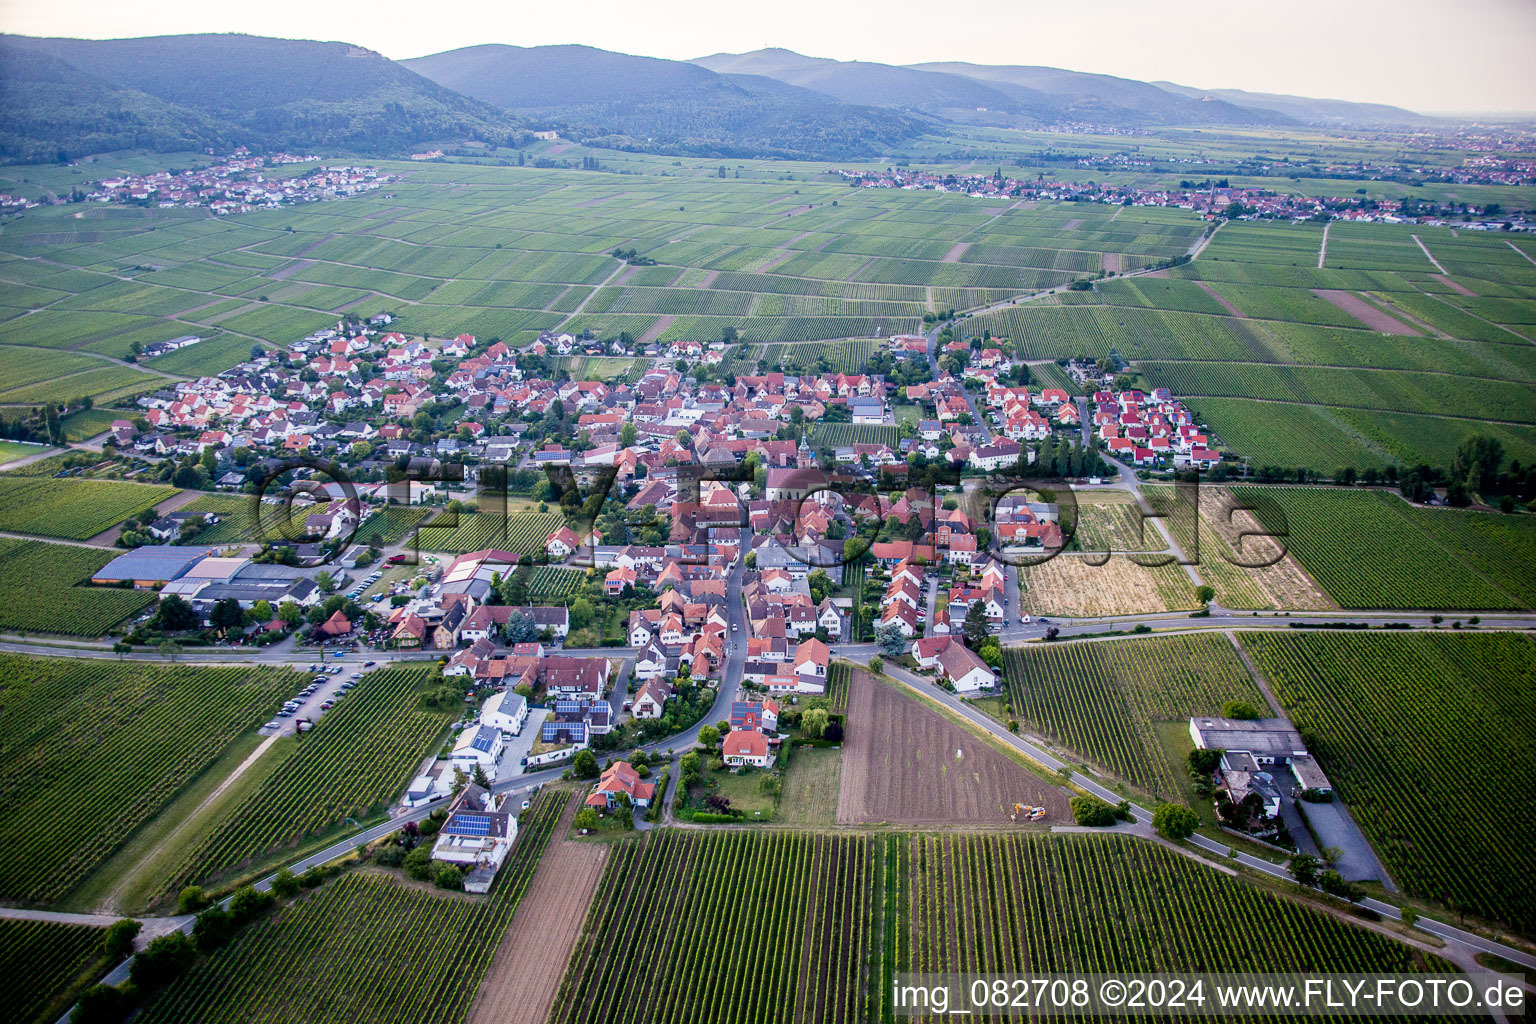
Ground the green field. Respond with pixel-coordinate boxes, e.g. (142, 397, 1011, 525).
(0, 537, 156, 634)
(414, 510, 564, 555)
(0, 917, 109, 1024)
(1231, 486, 1536, 610)
(1241, 631, 1536, 931)
(553, 830, 1450, 1024)
(0, 655, 297, 903)
(158, 663, 453, 898)
(997, 633, 1267, 799)
(0, 476, 175, 539)
(137, 790, 565, 1024)
(0, 438, 44, 465)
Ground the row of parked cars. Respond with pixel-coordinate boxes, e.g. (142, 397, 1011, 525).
(347, 567, 385, 602)
(263, 666, 365, 729)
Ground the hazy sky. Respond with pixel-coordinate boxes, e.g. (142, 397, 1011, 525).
(2, 0, 1533, 115)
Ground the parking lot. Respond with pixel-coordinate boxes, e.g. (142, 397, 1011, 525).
(257, 659, 383, 737)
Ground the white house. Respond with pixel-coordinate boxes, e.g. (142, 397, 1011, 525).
(722, 728, 776, 769)
(479, 690, 528, 735)
(450, 724, 504, 781)
(430, 785, 517, 893)
(936, 641, 996, 694)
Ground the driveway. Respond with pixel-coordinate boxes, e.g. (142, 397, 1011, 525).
(1296, 797, 1395, 888)
(498, 708, 549, 778)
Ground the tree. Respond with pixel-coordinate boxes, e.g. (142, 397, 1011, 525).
(209, 597, 245, 632)
(620, 422, 637, 446)
(574, 807, 600, 831)
(277, 600, 303, 624)
(962, 601, 991, 648)
(269, 867, 300, 898)
(1222, 700, 1262, 720)
(1152, 803, 1200, 841)
(156, 594, 199, 631)
(403, 846, 433, 880)
(1196, 584, 1215, 605)
(228, 885, 273, 924)
(868, 655, 884, 674)
(874, 622, 908, 658)
(472, 763, 491, 789)
(129, 930, 197, 990)
(698, 724, 721, 748)
(1070, 796, 1118, 827)
(72, 984, 128, 1024)
(192, 905, 235, 952)
(102, 918, 141, 960)
(1288, 851, 1321, 887)
(250, 599, 273, 622)
(434, 863, 463, 890)
(315, 570, 336, 594)
(572, 749, 600, 779)
(569, 597, 595, 630)
(176, 885, 210, 915)
(802, 707, 829, 739)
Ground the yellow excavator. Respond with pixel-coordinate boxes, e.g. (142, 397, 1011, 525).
(1011, 803, 1047, 821)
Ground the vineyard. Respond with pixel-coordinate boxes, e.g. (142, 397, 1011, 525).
(0, 917, 107, 1024)
(528, 566, 589, 598)
(1239, 631, 1536, 931)
(179, 494, 336, 546)
(998, 634, 1266, 799)
(355, 505, 436, 547)
(1230, 486, 1536, 610)
(551, 830, 878, 1024)
(159, 664, 454, 899)
(138, 790, 565, 1024)
(826, 660, 851, 713)
(903, 833, 1452, 1022)
(0, 476, 175, 539)
(807, 422, 902, 450)
(0, 538, 155, 635)
(0, 656, 296, 903)
(413, 511, 565, 555)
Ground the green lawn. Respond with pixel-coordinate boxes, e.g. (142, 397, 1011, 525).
(776, 745, 842, 826)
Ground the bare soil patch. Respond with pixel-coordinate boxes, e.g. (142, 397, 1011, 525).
(1195, 280, 1246, 317)
(1101, 252, 1122, 273)
(942, 242, 971, 264)
(1062, 218, 1084, 231)
(612, 264, 641, 287)
(467, 795, 609, 1024)
(756, 251, 795, 274)
(836, 669, 1071, 826)
(694, 269, 718, 289)
(637, 315, 675, 346)
(1312, 289, 1419, 335)
(1433, 274, 1477, 297)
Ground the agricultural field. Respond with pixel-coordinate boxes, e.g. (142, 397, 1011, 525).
(825, 659, 851, 712)
(776, 747, 843, 827)
(355, 504, 437, 547)
(1015, 553, 1199, 617)
(0, 438, 45, 465)
(1142, 484, 1335, 611)
(0, 537, 156, 635)
(414, 510, 565, 555)
(0, 655, 297, 904)
(966, 218, 1536, 472)
(806, 421, 901, 450)
(178, 494, 338, 546)
(137, 790, 564, 1024)
(1240, 631, 1536, 932)
(1230, 486, 1536, 610)
(552, 831, 877, 1024)
(836, 668, 1071, 826)
(158, 663, 454, 899)
(0, 476, 175, 539)
(0, 917, 109, 1024)
(526, 565, 589, 599)
(1063, 491, 1164, 552)
(0, 169, 1200, 360)
(997, 633, 1266, 799)
(904, 833, 1452, 1018)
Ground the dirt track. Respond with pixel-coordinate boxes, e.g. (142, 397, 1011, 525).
(836, 668, 1071, 826)
(466, 795, 609, 1024)
(1312, 289, 1420, 335)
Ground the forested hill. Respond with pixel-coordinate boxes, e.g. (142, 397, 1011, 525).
(402, 44, 932, 160)
(0, 33, 531, 163)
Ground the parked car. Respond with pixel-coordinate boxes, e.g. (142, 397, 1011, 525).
(263, 720, 280, 730)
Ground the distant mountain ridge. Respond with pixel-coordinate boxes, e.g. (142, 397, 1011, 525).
(0, 33, 530, 163)
(0, 33, 1441, 165)
(402, 44, 932, 159)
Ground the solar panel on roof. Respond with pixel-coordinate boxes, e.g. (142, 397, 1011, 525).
(449, 813, 492, 836)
